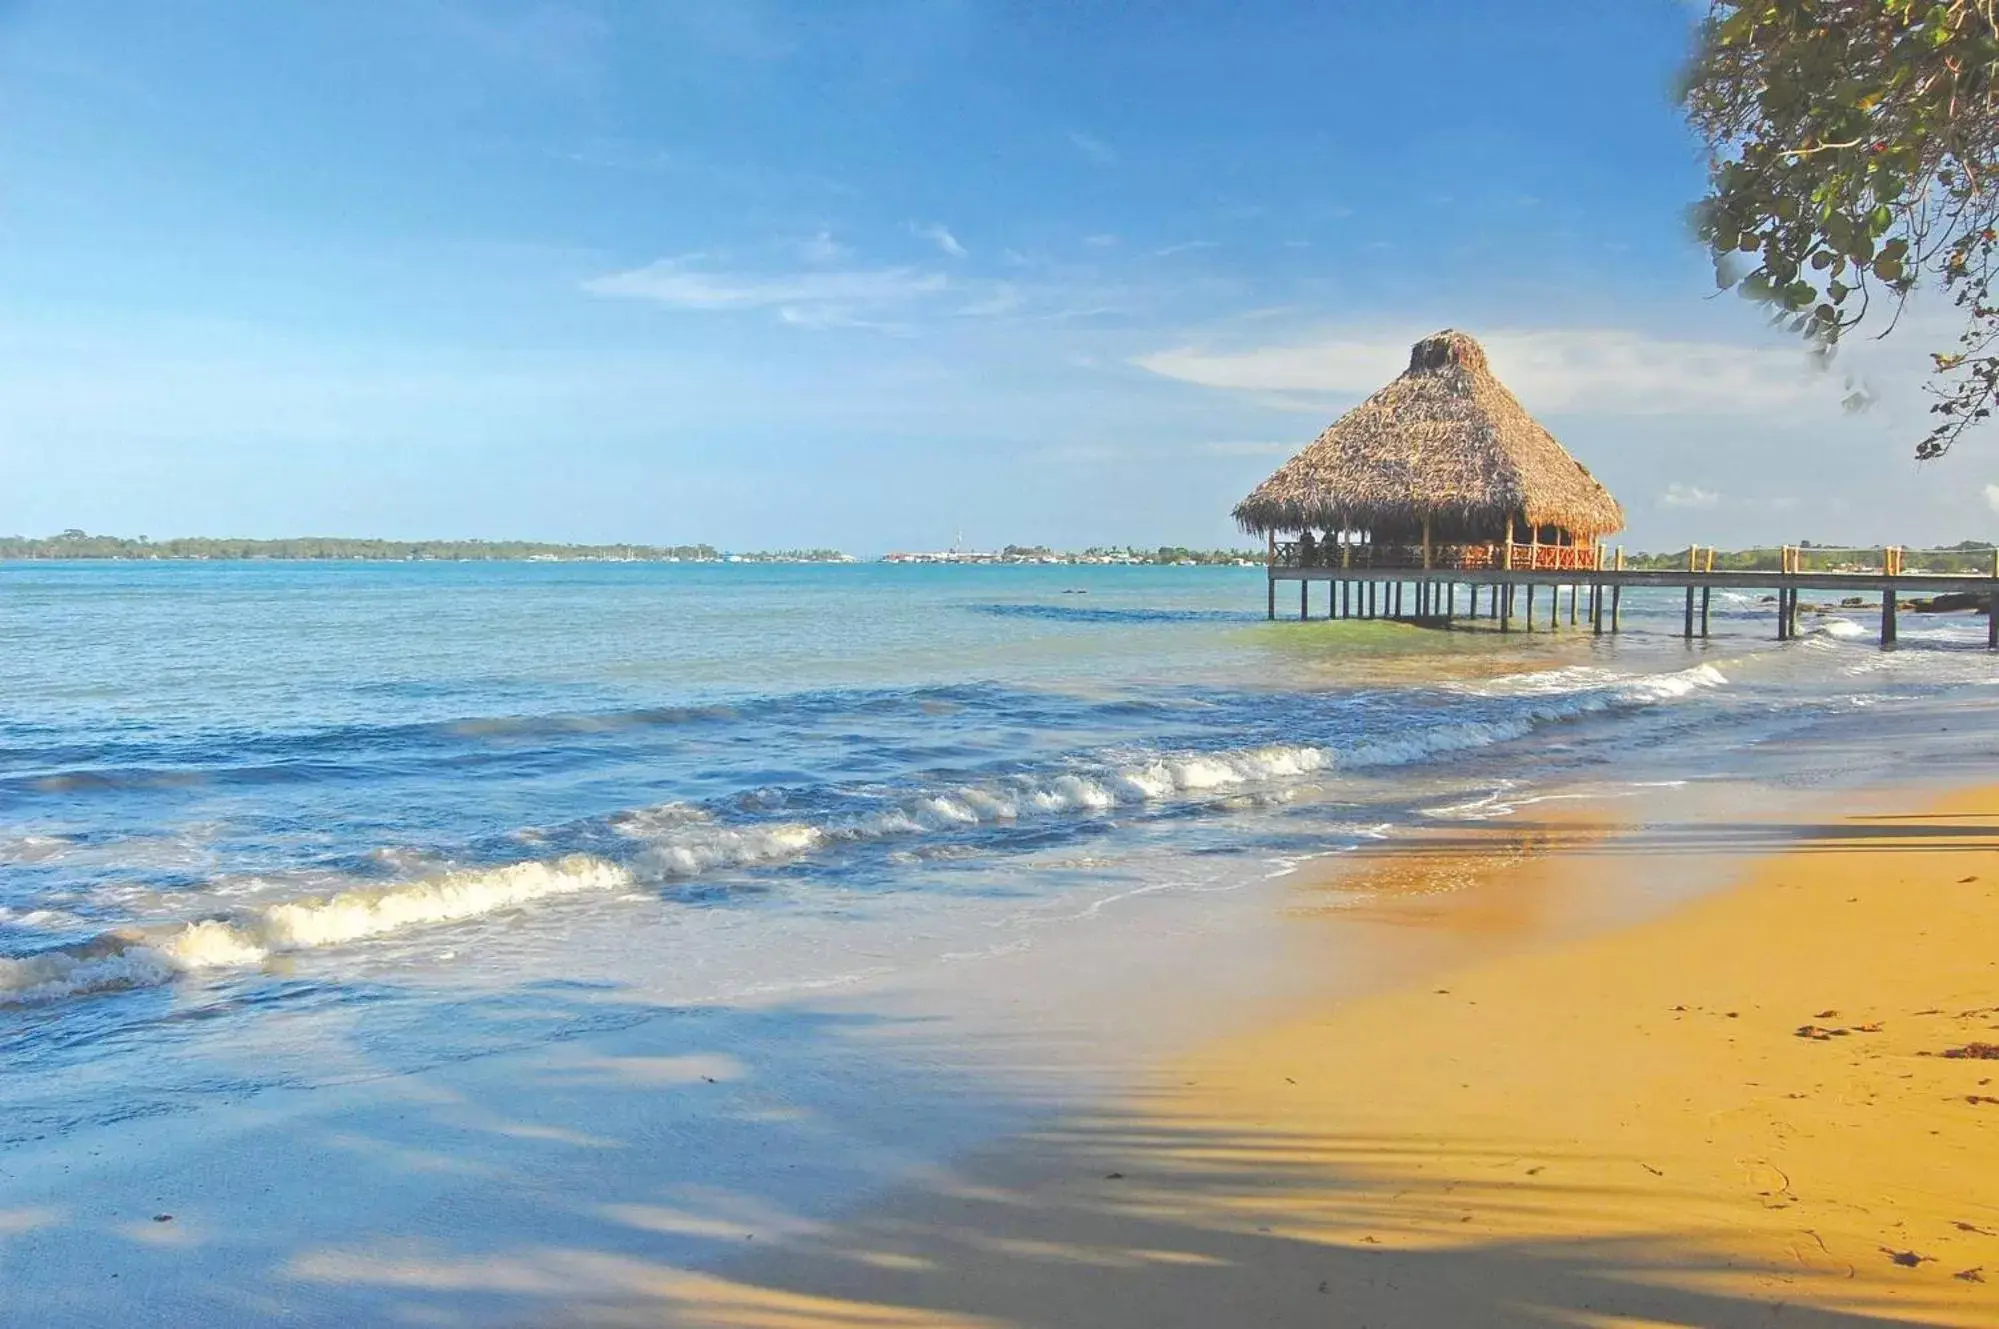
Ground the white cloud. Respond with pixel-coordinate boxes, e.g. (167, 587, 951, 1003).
(956, 285, 1024, 318)
(795, 231, 847, 264)
(1084, 233, 1119, 249)
(1131, 327, 1836, 418)
(1069, 131, 1116, 165)
(584, 257, 946, 320)
(1985, 483, 1999, 514)
(1659, 483, 1722, 510)
(913, 222, 966, 258)
(1151, 240, 1218, 258)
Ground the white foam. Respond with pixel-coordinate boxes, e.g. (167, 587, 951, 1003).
(0, 854, 635, 1005)
(1, 660, 1730, 1008)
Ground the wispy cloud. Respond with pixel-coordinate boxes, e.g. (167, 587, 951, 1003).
(1069, 131, 1116, 165)
(913, 222, 966, 258)
(1151, 240, 1218, 258)
(794, 231, 848, 264)
(584, 256, 946, 324)
(1133, 327, 1835, 418)
(1985, 483, 1999, 514)
(1659, 483, 1722, 510)
(1084, 233, 1119, 249)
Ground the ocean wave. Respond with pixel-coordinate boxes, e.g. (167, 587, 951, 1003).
(2, 661, 1727, 1008)
(0, 855, 634, 1005)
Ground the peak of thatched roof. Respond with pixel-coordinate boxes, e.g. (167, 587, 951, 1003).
(1232, 330, 1624, 538)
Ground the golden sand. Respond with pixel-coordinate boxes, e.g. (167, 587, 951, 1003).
(585, 788, 1999, 1328)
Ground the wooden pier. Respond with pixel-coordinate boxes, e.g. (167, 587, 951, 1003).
(1265, 554, 1999, 650)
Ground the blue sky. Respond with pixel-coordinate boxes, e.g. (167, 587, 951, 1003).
(2, 0, 1992, 552)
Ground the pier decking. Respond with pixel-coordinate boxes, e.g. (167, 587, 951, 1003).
(1265, 553, 1999, 649)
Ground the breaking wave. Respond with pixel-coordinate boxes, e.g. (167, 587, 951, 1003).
(1, 662, 1726, 1007)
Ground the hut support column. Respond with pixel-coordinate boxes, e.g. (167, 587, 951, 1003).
(1592, 580, 1605, 635)
(1300, 580, 1308, 622)
(1881, 591, 1898, 649)
(1469, 584, 1479, 618)
(1267, 575, 1275, 621)
(1525, 583, 1535, 631)
(1611, 584, 1622, 634)
(1988, 591, 1997, 649)
(1447, 581, 1457, 623)
(1700, 586, 1712, 639)
(1569, 583, 1578, 626)
(1683, 587, 1696, 641)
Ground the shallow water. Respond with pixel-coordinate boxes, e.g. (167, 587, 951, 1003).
(1, 561, 1994, 1141)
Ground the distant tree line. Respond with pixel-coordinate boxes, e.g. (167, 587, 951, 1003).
(1625, 541, 1997, 573)
(0, 531, 729, 561)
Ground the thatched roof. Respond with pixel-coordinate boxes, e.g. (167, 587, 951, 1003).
(1232, 330, 1624, 538)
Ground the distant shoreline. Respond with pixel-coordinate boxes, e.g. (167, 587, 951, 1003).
(0, 535, 1263, 566)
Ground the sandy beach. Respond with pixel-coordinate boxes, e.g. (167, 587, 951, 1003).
(567, 784, 1999, 1328)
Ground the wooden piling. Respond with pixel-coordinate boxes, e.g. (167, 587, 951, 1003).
(1699, 586, 1711, 639)
(1881, 590, 1897, 648)
(1683, 586, 1696, 640)
(1989, 592, 1998, 649)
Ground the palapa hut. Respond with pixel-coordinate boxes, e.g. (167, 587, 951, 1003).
(1233, 330, 1623, 572)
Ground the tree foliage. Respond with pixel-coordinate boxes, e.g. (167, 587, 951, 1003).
(1683, 1, 1999, 456)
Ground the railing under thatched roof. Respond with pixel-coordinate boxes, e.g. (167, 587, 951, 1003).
(1232, 330, 1624, 541)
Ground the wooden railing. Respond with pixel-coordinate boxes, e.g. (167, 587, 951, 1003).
(1272, 542, 1601, 572)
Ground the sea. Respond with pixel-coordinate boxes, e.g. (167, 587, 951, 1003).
(1, 560, 1996, 1321)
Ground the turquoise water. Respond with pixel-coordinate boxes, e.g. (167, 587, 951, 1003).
(1, 560, 1994, 1140)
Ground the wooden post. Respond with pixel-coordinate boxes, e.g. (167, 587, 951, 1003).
(1881, 588, 1898, 648)
(1700, 585, 1712, 638)
(1500, 583, 1512, 632)
(1568, 582, 1578, 626)
(1777, 587, 1788, 641)
(1267, 573, 1275, 620)
(1503, 516, 1514, 571)
(1470, 583, 1479, 618)
(1526, 583, 1536, 631)
(1592, 578, 1604, 635)
(1448, 581, 1457, 622)
(1300, 578, 1308, 621)
(1611, 583, 1622, 633)
(1421, 516, 1432, 571)
(1988, 591, 1998, 649)
(1683, 586, 1696, 640)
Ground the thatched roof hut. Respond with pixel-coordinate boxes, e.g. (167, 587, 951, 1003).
(1233, 330, 1623, 546)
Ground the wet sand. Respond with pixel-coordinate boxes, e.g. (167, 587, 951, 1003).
(591, 785, 1999, 1328)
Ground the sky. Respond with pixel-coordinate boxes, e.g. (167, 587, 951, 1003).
(2, 0, 1994, 553)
